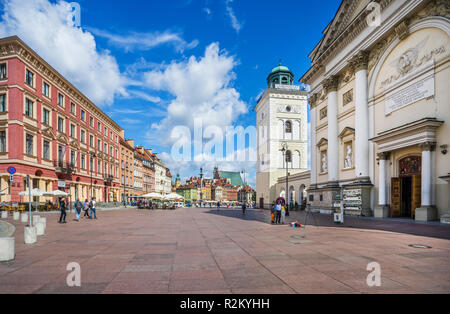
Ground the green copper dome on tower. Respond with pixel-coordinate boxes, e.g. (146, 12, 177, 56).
(267, 63, 294, 88)
(271, 65, 291, 74)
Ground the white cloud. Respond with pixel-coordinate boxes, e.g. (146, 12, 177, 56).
(0, 0, 173, 116)
(143, 42, 247, 146)
(127, 90, 161, 103)
(0, 0, 126, 106)
(89, 28, 199, 53)
(225, 0, 243, 33)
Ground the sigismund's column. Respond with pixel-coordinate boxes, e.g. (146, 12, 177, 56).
(323, 75, 340, 187)
(350, 51, 371, 183)
(374, 152, 390, 218)
(416, 142, 437, 221)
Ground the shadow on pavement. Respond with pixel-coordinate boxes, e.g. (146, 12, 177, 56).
(206, 207, 450, 240)
(204, 208, 269, 223)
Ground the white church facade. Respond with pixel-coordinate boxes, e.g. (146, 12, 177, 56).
(299, 0, 450, 222)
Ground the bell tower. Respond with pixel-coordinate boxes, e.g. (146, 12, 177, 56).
(255, 64, 309, 209)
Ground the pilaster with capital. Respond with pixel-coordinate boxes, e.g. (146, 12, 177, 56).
(322, 75, 340, 183)
(349, 51, 370, 181)
(419, 142, 436, 207)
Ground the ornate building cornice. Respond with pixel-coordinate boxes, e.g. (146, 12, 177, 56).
(301, 0, 394, 84)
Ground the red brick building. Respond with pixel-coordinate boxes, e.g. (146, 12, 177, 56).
(0, 36, 121, 203)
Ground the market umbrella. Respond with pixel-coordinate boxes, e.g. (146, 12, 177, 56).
(164, 193, 184, 201)
(142, 192, 163, 200)
(43, 190, 70, 197)
(19, 188, 46, 212)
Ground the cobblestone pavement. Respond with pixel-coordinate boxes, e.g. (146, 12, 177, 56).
(0, 207, 449, 294)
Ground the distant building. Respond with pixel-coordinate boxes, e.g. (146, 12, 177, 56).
(213, 167, 245, 186)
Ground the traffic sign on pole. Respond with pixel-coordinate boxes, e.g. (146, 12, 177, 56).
(9, 174, 14, 182)
(7, 167, 16, 175)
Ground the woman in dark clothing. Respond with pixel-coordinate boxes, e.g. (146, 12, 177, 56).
(59, 198, 67, 223)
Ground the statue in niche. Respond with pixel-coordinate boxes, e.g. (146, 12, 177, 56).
(321, 153, 328, 173)
(344, 144, 353, 169)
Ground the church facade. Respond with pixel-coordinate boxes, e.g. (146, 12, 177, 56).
(300, 0, 450, 221)
(255, 65, 309, 209)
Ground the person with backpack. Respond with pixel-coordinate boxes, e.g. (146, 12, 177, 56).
(74, 199, 83, 222)
(89, 197, 97, 219)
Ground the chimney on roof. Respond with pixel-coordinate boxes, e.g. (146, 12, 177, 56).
(126, 139, 135, 148)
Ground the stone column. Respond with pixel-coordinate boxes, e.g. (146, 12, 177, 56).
(323, 76, 339, 186)
(309, 93, 318, 188)
(416, 142, 437, 221)
(350, 51, 371, 182)
(375, 152, 390, 218)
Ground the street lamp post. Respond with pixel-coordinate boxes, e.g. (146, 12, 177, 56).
(90, 152, 96, 201)
(280, 142, 290, 215)
(199, 167, 203, 206)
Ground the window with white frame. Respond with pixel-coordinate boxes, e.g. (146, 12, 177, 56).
(0, 131, 6, 153)
(80, 129, 85, 143)
(70, 124, 76, 138)
(25, 98, 33, 118)
(0, 63, 6, 79)
(42, 108, 50, 125)
(25, 69, 34, 87)
(0, 94, 6, 112)
(58, 93, 64, 107)
(43, 82, 50, 98)
(43, 140, 50, 160)
(58, 117, 64, 132)
(80, 110, 85, 121)
(25, 134, 33, 155)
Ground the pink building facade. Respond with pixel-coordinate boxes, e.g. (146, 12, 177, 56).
(0, 36, 121, 203)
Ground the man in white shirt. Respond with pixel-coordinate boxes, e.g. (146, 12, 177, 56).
(89, 197, 97, 219)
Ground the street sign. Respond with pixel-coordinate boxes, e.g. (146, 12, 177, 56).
(9, 174, 14, 182)
(7, 167, 16, 175)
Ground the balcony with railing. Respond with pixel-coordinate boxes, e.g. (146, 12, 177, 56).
(53, 160, 76, 174)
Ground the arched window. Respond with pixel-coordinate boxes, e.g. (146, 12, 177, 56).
(285, 121, 292, 134)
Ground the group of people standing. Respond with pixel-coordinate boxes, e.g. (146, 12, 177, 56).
(271, 202, 287, 224)
(59, 198, 97, 223)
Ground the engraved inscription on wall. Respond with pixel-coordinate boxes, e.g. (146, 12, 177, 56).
(385, 74, 434, 115)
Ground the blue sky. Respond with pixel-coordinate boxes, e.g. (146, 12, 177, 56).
(0, 0, 341, 185)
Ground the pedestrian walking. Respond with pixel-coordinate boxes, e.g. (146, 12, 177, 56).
(242, 202, 246, 215)
(59, 198, 67, 223)
(271, 202, 276, 224)
(281, 204, 286, 224)
(89, 197, 97, 219)
(275, 202, 282, 224)
(74, 199, 83, 221)
(83, 199, 90, 217)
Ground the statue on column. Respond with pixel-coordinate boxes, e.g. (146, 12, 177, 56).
(321, 153, 328, 173)
(344, 144, 353, 169)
